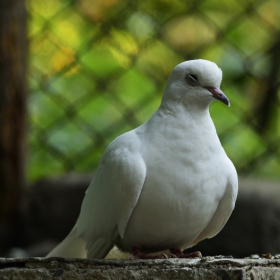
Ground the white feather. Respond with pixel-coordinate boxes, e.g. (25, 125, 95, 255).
(47, 59, 238, 259)
(47, 224, 86, 258)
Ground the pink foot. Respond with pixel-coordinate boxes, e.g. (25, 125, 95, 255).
(129, 247, 168, 260)
(170, 248, 202, 258)
(129, 247, 202, 260)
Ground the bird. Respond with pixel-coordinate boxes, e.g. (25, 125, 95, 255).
(47, 59, 238, 260)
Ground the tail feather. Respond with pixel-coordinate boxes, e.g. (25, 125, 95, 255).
(86, 238, 114, 259)
(46, 224, 132, 259)
(105, 246, 129, 259)
(46, 224, 87, 258)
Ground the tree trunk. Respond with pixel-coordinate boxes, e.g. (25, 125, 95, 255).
(0, 0, 27, 253)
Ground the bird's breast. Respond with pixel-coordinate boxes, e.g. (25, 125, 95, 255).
(118, 136, 229, 252)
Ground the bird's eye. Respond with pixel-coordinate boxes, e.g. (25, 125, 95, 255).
(186, 74, 199, 86)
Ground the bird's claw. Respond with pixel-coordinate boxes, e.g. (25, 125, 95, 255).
(129, 247, 171, 259)
(129, 253, 168, 260)
(129, 247, 202, 260)
(170, 248, 202, 258)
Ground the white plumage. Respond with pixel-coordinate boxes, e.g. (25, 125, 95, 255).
(47, 59, 238, 259)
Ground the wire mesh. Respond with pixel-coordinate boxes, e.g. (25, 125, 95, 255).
(27, 0, 280, 180)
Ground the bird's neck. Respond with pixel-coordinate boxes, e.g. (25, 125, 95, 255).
(157, 100, 213, 128)
(139, 101, 220, 153)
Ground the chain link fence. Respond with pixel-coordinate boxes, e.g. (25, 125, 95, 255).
(26, 0, 280, 181)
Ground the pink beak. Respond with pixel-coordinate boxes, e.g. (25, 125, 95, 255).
(204, 87, 230, 107)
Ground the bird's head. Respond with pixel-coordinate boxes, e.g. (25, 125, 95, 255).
(161, 59, 229, 110)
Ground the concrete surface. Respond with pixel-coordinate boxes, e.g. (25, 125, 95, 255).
(1, 256, 280, 279)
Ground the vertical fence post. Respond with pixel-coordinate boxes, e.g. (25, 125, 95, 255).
(0, 0, 27, 253)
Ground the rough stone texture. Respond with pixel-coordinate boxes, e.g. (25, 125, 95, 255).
(1, 257, 280, 279)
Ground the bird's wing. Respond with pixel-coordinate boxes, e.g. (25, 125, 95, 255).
(191, 159, 238, 246)
(76, 130, 146, 257)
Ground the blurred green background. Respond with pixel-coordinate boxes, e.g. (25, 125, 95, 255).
(27, 0, 280, 181)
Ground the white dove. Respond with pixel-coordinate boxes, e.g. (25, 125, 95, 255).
(47, 59, 238, 259)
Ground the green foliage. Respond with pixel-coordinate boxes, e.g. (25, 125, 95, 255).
(27, 0, 280, 180)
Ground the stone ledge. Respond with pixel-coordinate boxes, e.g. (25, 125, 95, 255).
(0, 257, 280, 279)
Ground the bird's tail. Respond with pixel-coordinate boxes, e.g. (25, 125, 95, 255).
(46, 224, 87, 258)
(105, 246, 129, 259)
(46, 224, 131, 259)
